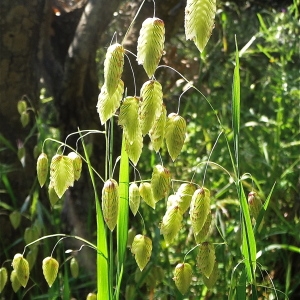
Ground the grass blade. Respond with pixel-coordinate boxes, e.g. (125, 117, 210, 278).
(240, 186, 257, 286)
(81, 136, 109, 300)
(232, 39, 256, 294)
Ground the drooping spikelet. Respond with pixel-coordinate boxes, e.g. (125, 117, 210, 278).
(189, 187, 210, 234)
(175, 183, 197, 213)
(42, 257, 59, 288)
(197, 242, 215, 278)
(149, 104, 167, 152)
(118, 96, 141, 145)
(101, 179, 119, 231)
(12, 254, 30, 288)
(160, 205, 183, 245)
(129, 182, 140, 216)
(173, 263, 193, 295)
(97, 79, 124, 124)
(151, 164, 171, 202)
(165, 113, 186, 161)
(139, 182, 155, 209)
(139, 80, 163, 136)
(37, 153, 48, 187)
(185, 0, 216, 52)
(137, 18, 165, 78)
(131, 234, 152, 271)
(104, 43, 125, 96)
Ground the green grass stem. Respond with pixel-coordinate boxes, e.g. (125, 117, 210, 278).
(116, 134, 129, 300)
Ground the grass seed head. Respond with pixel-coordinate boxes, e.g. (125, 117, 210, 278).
(151, 164, 171, 202)
(139, 182, 155, 209)
(102, 179, 119, 231)
(160, 205, 183, 245)
(0, 267, 8, 293)
(165, 113, 187, 161)
(173, 263, 193, 295)
(12, 253, 29, 288)
(42, 257, 59, 288)
(197, 242, 215, 278)
(131, 234, 152, 271)
(37, 153, 48, 187)
(104, 43, 124, 96)
(137, 17, 165, 78)
(176, 183, 197, 213)
(189, 187, 211, 234)
(248, 191, 262, 220)
(129, 182, 141, 216)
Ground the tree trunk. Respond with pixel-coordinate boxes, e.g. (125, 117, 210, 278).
(0, 1, 48, 298)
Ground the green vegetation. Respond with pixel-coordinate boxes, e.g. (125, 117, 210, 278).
(1, 1, 299, 299)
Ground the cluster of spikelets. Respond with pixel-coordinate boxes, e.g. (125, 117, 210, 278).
(126, 165, 219, 293)
(0, 253, 79, 294)
(96, 16, 188, 165)
(36, 151, 82, 204)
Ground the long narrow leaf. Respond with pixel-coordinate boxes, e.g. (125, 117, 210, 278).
(236, 268, 246, 300)
(232, 41, 256, 291)
(240, 187, 257, 284)
(81, 135, 109, 300)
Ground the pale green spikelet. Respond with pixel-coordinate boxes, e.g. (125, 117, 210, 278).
(10, 270, 21, 292)
(129, 182, 140, 216)
(68, 151, 82, 181)
(194, 210, 212, 243)
(104, 43, 125, 96)
(248, 191, 262, 220)
(197, 242, 215, 278)
(102, 179, 119, 231)
(165, 113, 186, 161)
(97, 79, 124, 124)
(125, 133, 143, 166)
(151, 164, 171, 202)
(139, 182, 155, 209)
(137, 18, 165, 78)
(50, 154, 74, 198)
(11, 253, 30, 288)
(149, 104, 167, 152)
(131, 234, 152, 271)
(70, 257, 79, 279)
(118, 96, 141, 145)
(160, 205, 183, 245)
(202, 260, 218, 289)
(189, 187, 211, 234)
(42, 257, 59, 287)
(176, 183, 197, 213)
(0, 267, 8, 293)
(139, 80, 163, 135)
(37, 153, 48, 187)
(173, 263, 192, 295)
(185, 0, 216, 52)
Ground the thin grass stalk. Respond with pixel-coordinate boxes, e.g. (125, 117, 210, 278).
(116, 134, 129, 299)
(81, 137, 109, 300)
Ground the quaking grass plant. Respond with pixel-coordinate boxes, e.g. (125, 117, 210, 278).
(1, 0, 280, 299)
